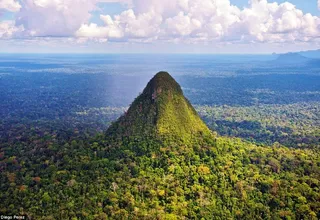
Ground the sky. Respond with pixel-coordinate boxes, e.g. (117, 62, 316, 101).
(0, 0, 319, 54)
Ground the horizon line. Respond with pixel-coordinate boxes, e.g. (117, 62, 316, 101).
(0, 52, 278, 55)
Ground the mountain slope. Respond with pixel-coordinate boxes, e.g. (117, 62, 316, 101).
(298, 49, 320, 59)
(275, 52, 311, 64)
(106, 71, 211, 144)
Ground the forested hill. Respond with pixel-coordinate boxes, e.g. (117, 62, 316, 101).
(0, 72, 319, 219)
(106, 71, 211, 146)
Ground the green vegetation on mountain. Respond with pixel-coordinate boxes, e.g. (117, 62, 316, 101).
(107, 72, 211, 145)
(1, 72, 320, 219)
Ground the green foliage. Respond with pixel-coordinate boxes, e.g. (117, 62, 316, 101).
(196, 102, 320, 148)
(1, 72, 319, 219)
(107, 72, 211, 145)
(1, 131, 319, 219)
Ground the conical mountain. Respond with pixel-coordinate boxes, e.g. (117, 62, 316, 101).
(106, 71, 211, 144)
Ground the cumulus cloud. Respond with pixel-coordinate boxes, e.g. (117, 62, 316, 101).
(221, 0, 320, 43)
(76, 9, 162, 39)
(0, 21, 24, 38)
(76, 21, 123, 39)
(1, 0, 320, 46)
(11, 0, 133, 38)
(74, 0, 320, 44)
(15, 0, 99, 37)
(0, 0, 21, 12)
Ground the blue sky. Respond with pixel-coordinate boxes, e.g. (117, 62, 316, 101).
(231, 0, 319, 15)
(0, 0, 319, 53)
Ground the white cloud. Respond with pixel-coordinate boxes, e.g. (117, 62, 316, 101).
(74, 0, 320, 44)
(120, 9, 162, 38)
(76, 8, 162, 39)
(0, 0, 21, 12)
(11, 0, 134, 38)
(15, 0, 98, 37)
(1, 0, 320, 47)
(318, 0, 320, 10)
(165, 12, 202, 36)
(76, 22, 124, 39)
(229, 0, 320, 43)
(0, 21, 24, 38)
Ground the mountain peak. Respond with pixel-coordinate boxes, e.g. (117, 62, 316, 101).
(106, 71, 211, 145)
(150, 71, 175, 84)
(142, 71, 183, 99)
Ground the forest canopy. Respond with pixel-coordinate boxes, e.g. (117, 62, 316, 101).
(1, 71, 319, 219)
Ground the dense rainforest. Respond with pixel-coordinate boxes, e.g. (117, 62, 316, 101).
(1, 72, 319, 219)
